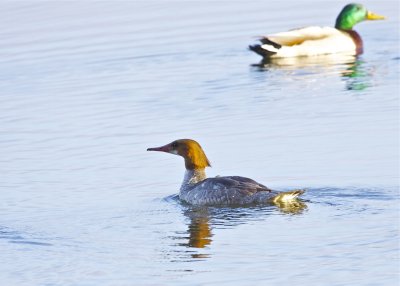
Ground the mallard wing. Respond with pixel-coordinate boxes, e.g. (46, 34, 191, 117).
(267, 26, 340, 46)
(250, 26, 357, 58)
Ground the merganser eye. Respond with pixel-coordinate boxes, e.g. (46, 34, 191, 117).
(172, 142, 178, 148)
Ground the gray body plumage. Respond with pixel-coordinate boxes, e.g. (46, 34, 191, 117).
(179, 170, 279, 206)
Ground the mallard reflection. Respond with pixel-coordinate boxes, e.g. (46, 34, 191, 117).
(259, 53, 357, 68)
(341, 59, 370, 91)
(254, 54, 370, 91)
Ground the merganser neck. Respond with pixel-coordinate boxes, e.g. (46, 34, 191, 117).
(180, 169, 207, 192)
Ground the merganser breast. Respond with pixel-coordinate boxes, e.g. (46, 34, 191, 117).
(147, 139, 305, 206)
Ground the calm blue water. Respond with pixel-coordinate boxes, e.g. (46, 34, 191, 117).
(0, 1, 399, 285)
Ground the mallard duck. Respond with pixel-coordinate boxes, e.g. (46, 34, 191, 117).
(249, 3, 385, 59)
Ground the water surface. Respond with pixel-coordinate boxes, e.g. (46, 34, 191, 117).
(0, 1, 399, 285)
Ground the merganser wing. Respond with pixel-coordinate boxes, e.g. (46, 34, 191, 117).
(183, 176, 274, 205)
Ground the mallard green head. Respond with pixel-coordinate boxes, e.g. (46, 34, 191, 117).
(335, 3, 385, 30)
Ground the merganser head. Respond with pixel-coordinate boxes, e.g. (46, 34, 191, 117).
(147, 139, 211, 170)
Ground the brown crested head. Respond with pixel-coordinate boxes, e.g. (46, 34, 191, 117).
(147, 139, 211, 170)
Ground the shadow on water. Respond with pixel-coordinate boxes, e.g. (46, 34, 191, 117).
(165, 195, 307, 261)
(0, 226, 53, 246)
(253, 54, 372, 91)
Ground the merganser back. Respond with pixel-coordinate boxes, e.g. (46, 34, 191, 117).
(147, 139, 305, 206)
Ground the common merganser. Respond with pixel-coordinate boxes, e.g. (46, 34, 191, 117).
(147, 139, 305, 206)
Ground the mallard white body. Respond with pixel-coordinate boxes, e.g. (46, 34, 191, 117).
(259, 26, 358, 58)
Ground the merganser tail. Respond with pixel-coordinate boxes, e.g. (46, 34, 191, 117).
(272, 189, 305, 203)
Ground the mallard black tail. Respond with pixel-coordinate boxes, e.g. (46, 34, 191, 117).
(249, 38, 282, 57)
(249, 44, 272, 57)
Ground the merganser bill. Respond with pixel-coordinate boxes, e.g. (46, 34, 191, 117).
(147, 139, 305, 206)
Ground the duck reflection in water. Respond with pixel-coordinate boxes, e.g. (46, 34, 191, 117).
(255, 54, 371, 91)
(179, 200, 307, 259)
(182, 207, 213, 259)
(341, 58, 371, 91)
